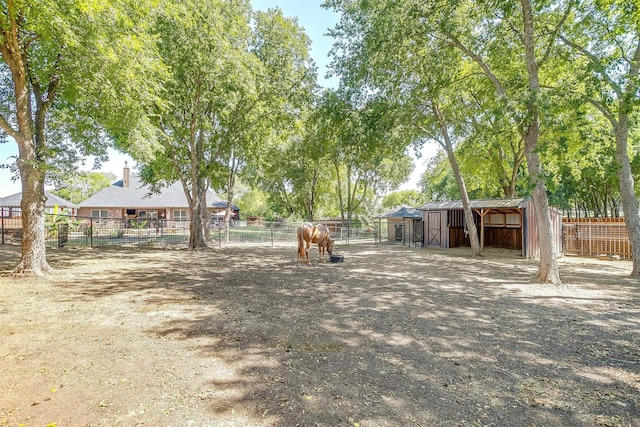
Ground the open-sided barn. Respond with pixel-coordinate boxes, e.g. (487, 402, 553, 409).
(417, 197, 563, 259)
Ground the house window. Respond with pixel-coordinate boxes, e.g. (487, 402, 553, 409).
(91, 210, 108, 218)
(1, 207, 18, 217)
(174, 210, 187, 221)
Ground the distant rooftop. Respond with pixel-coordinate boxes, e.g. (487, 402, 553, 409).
(78, 174, 223, 208)
(374, 205, 422, 219)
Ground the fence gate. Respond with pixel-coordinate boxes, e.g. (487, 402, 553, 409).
(562, 223, 577, 255)
(57, 223, 69, 247)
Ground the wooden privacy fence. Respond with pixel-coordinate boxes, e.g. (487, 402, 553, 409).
(562, 218, 631, 259)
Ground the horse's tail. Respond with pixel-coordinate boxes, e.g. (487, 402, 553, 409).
(296, 227, 304, 262)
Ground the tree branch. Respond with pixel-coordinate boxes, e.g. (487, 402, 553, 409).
(539, 0, 574, 67)
(0, 112, 23, 143)
(587, 97, 616, 128)
(558, 34, 623, 98)
(443, 30, 507, 98)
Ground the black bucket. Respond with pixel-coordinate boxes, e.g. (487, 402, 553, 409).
(330, 254, 344, 263)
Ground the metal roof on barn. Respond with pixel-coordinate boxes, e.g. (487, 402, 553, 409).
(417, 197, 530, 211)
(374, 205, 423, 219)
(77, 174, 223, 208)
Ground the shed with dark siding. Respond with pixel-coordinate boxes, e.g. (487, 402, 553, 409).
(417, 197, 563, 259)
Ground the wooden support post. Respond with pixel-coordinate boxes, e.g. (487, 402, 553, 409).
(480, 209, 484, 252)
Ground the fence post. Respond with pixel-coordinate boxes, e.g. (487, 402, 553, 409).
(347, 221, 350, 246)
(1, 213, 4, 245)
(90, 217, 94, 248)
(271, 227, 274, 246)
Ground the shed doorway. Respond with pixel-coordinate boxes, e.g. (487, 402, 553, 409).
(426, 211, 442, 247)
(394, 224, 403, 241)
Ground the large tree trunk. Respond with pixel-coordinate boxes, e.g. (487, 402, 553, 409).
(614, 117, 640, 277)
(0, 13, 53, 276)
(202, 188, 212, 243)
(431, 101, 481, 256)
(612, 37, 640, 279)
(521, 0, 561, 284)
(524, 137, 561, 283)
(14, 159, 52, 276)
(188, 182, 208, 249)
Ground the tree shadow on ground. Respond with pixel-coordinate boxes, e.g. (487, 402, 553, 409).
(1, 244, 637, 426)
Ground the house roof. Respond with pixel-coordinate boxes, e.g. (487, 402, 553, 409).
(211, 201, 240, 211)
(417, 197, 531, 211)
(374, 205, 422, 219)
(0, 191, 76, 208)
(77, 174, 224, 209)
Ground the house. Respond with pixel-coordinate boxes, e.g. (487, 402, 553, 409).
(0, 191, 76, 242)
(374, 206, 423, 245)
(417, 197, 563, 259)
(77, 165, 239, 223)
(0, 191, 77, 218)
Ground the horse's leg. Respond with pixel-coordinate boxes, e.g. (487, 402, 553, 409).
(297, 228, 307, 265)
(306, 241, 311, 265)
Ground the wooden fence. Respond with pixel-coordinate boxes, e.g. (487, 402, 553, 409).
(562, 218, 631, 258)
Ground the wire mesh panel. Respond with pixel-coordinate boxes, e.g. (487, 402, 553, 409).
(0, 213, 385, 249)
(563, 221, 631, 258)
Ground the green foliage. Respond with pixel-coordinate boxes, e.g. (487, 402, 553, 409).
(419, 154, 460, 201)
(49, 171, 115, 203)
(0, 0, 166, 172)
(44, 209, 76, 238)
(235, 187, 271, 219)
(381, 190, 425, 210)
(139, 1, 317, 242)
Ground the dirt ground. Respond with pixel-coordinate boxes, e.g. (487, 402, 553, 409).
(0, 243, 639, 427)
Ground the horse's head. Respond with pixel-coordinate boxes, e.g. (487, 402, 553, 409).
(326, 237, 334, 255)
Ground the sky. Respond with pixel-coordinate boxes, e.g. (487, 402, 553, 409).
(0, 1, 434, 198)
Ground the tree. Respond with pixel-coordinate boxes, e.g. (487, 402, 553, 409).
(143, 0, 258, 249)
(381, 190, 424, 210)
(50, 171, 115, 204)
(321, 90, 414, 224)
(558, 0, 640, 278)
(213, 7, 317, 229)
(143, 3, 315, 246)
(419, 153, 461, 201)
(327, 0, 566, 282)
(326, 0, 483, 256)
(0, 0, 163, 275)
(545, 107, 622, 218)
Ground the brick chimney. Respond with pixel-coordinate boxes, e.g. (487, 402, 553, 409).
(123, 162, 130, 188)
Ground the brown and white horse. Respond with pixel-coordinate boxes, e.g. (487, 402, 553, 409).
(297, 222, 334, 265)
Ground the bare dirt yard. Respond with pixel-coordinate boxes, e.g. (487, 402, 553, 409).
(1, 243, 639, 427)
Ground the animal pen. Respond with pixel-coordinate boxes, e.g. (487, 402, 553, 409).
(374, 206, 423, 247)
(417, 197, 564, 259)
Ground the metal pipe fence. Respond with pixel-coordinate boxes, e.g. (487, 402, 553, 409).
(1, 214, 385, 249)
